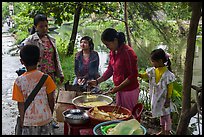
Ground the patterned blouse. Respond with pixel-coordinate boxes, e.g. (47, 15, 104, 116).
(40, 36, 56, 74)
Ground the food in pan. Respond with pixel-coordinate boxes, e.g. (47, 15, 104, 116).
(90, 107, 129, 121)
(79, 101, 109, 107)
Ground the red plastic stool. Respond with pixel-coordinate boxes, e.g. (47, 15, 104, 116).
(132, 103, 143, 122)
(64, 122, 89, 135)
(79, 128, 94, 135)
(64, 120, 94, 135)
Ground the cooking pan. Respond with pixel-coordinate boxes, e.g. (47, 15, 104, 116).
(72, 94, 113, 110)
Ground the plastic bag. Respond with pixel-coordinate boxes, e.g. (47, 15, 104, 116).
(108, 119, 142, 135)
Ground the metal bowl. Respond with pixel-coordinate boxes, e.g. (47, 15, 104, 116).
(72, 94, 113, 110)
(62, 109, 89, 125)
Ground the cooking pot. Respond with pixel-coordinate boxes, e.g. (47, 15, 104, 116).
(72, 94, 113, 110)
(62, 109, 89, 125)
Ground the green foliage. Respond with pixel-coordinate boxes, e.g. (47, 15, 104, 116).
(55, 29, 76, 84)
(55, 34, 70, 55)
(99, 79, 114, 91)
(2, 2, 9, 21)
(172, 80, 182, 106)
(59, 53, 75, 85)
(171, 80, 183, 132)
(11, 15, 33, 44)
(162, 2, 191, 20)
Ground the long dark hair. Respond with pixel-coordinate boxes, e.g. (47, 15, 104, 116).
(80, 36, 94, 51)
(150, 48, 172, 72)
(101, 28, 126, 47)
(29, 14, 48, 35)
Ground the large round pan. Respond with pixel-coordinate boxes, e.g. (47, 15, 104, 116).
(72, 94, 113, 110)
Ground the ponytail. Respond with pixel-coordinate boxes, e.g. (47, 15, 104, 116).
(117, 32, 126, 47)
(29, 26, 36, 35)
(166, 58, 172, 72)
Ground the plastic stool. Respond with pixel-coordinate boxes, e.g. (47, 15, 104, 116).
(79, 128, 94, 135)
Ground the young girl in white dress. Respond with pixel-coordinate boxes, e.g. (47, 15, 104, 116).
(139, 48, 176, 135)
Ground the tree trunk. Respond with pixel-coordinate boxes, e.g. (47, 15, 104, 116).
(124, 2, 132, 47)
(66, 3, 82, 56)
(176, 2, 202, 135)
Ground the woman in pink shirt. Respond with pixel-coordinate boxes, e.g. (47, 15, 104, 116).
(88, 28, 140, 112)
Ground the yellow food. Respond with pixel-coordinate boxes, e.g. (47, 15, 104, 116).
(86, 95, 97, 99)
(79, 101, 108, 107)
(90, 107, 129, 121)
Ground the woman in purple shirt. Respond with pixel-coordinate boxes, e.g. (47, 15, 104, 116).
(88, 28, 140, 112)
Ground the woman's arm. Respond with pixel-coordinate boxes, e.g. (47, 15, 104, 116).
(111, 78, 130, 93)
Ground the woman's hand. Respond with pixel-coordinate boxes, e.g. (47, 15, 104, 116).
(87, 80, 97, 87)
(77, 78, 86, 85)
(109, 86, 120, 94)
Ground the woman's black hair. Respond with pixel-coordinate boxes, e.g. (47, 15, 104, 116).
(101, 28, 126, 47)
(80, 36, 94, 51)
(29, 26, 36, 35)
(150, 48, 172, 72)
(20, 44, 40, 66)
(30, 14, 48, 35)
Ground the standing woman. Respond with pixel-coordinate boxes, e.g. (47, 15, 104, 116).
(73, 36, 100, 92)
(22, 14, 64, 83)
(88, 28, 140, 112)
(21, 14, 64, 128)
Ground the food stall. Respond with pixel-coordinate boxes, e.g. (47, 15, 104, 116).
(59, 82, 145, 135)
(62, 93, 145, 135)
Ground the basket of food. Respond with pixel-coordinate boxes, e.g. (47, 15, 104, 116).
(87, 105, 132, 125)
(93, 119, 147, 135)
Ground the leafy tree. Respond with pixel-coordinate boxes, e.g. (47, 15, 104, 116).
(176, 2, 202, 135)
(18, 2, 118, 56)
(2, 2, 9, 21)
